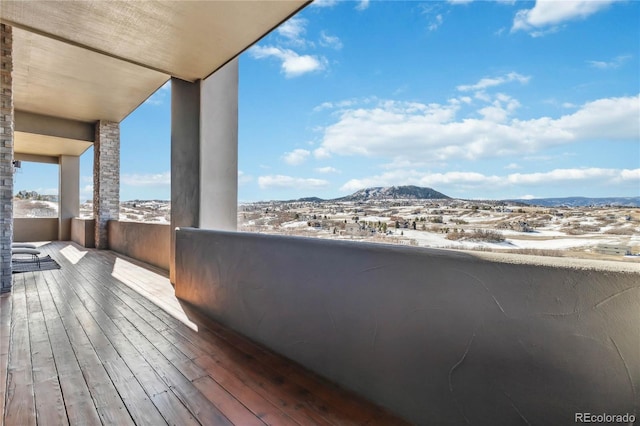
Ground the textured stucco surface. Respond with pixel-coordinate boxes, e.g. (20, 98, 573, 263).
(170, 77, 200, 282)
(200, 58, 238, 231)
(59, 155, 79, 241)
(71, 218, 95, 248)
(175, 228, 640, 425)
(13, 218, 58, 242)
(108, 221, 170, 271)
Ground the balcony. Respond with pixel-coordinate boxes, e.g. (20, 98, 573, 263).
(1, 241, 408, 425)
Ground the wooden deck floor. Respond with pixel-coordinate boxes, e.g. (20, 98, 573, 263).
(1, 241, 408, 426)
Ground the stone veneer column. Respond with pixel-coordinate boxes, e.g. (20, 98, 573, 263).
(93, 121, 120, 249)
(0, 24, 13, 293)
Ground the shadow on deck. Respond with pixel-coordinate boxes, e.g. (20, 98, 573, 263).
(1, 241, 408, 425)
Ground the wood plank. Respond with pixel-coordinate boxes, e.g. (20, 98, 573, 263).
(28, 272, 68, 426)
(44, 262, 195, 426)
(42, 270, 143, 425)
(192, 351, 335, 426)
(0, 293, 12, 426)
(36, 273, 102, 426)
(193, 356, 300, 426)
(102, 358, 168, 426)
(112, 317, 233, 426)
(192, 375, 267, 426)
(4, 274, 36, 426)
(150, 390, 200, 426)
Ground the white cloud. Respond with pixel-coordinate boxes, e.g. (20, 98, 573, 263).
(258, 175, 330, 190)
(122, 172, 170, 186)
(588, 54, 632, 69)
(620, 169, 640, 181)
(315, 166, 340, 174)
(282, 149, 311, 165)
(313, 98, 368, 112)
(314, 94, 640, 164)
(448, 0, 473, 4)
(512, 0, 622, 34)
(277, 17, 307, 41)
(457, 72, 530, 92)
(428, 14, 443, 32)
(313, 147, 332, 159)
(504, 163, 520, 170)
(478, 94, 521, 123)
(520, 194, 536, 200)
(356, 0, 370, 11)
(249, 45, 327, 77)
(319, 31, 343, 50)
(311, 0, 339, 7)
(339, 168, 640, 193)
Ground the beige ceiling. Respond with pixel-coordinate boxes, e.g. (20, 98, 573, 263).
(12, 28, 169, 123)
(1, 0, 308, 156)
(14, 132, 93, 157)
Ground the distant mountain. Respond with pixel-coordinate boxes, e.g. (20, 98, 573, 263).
(335, 186, 450, 202)
(292, 197, 326, 203)
(513, 196, 640, 208)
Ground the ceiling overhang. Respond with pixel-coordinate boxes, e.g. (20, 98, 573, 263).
(14, 132, 93, 157)
(1, 0, 309, 156)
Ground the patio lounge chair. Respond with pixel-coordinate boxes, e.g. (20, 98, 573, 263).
(12, 243, 37, 249)
(12, 248, 41, 268)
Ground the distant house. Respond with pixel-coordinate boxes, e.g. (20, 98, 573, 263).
(596, 245, 632, 256)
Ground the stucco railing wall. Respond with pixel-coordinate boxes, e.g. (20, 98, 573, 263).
(108, 221, 170, 271)
(13, 218, 58, 242)
(71, 218, 95, 248)
(175, 228, 640, 425)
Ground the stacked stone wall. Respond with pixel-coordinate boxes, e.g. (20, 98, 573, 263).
(0, 24, 13, 292)
(94, 121, 120, 249)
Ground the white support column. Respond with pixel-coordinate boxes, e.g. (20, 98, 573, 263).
(200, 58, 238, 231)
(0, 24, 13, 293)
(59, 155, 79, 240)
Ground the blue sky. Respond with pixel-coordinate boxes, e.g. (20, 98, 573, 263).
(15, 0, 640, 202)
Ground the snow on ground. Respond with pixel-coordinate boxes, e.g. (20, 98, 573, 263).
(398, 229, 509, 250)
(499, 229, 566, 237)
(398, 229, 626, 251)
(506, 237, 596, 250)
(282, 220, 311, 228)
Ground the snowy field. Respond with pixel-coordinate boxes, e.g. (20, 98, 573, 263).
(239, 199, 640, 262)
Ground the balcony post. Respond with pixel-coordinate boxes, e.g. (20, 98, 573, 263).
(59, 155, 79, 241)
(170, 78, 201, 283)
(200, 58, 238, 231)
(0, 24, 14, 293)
(93, 120, 120, 249)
